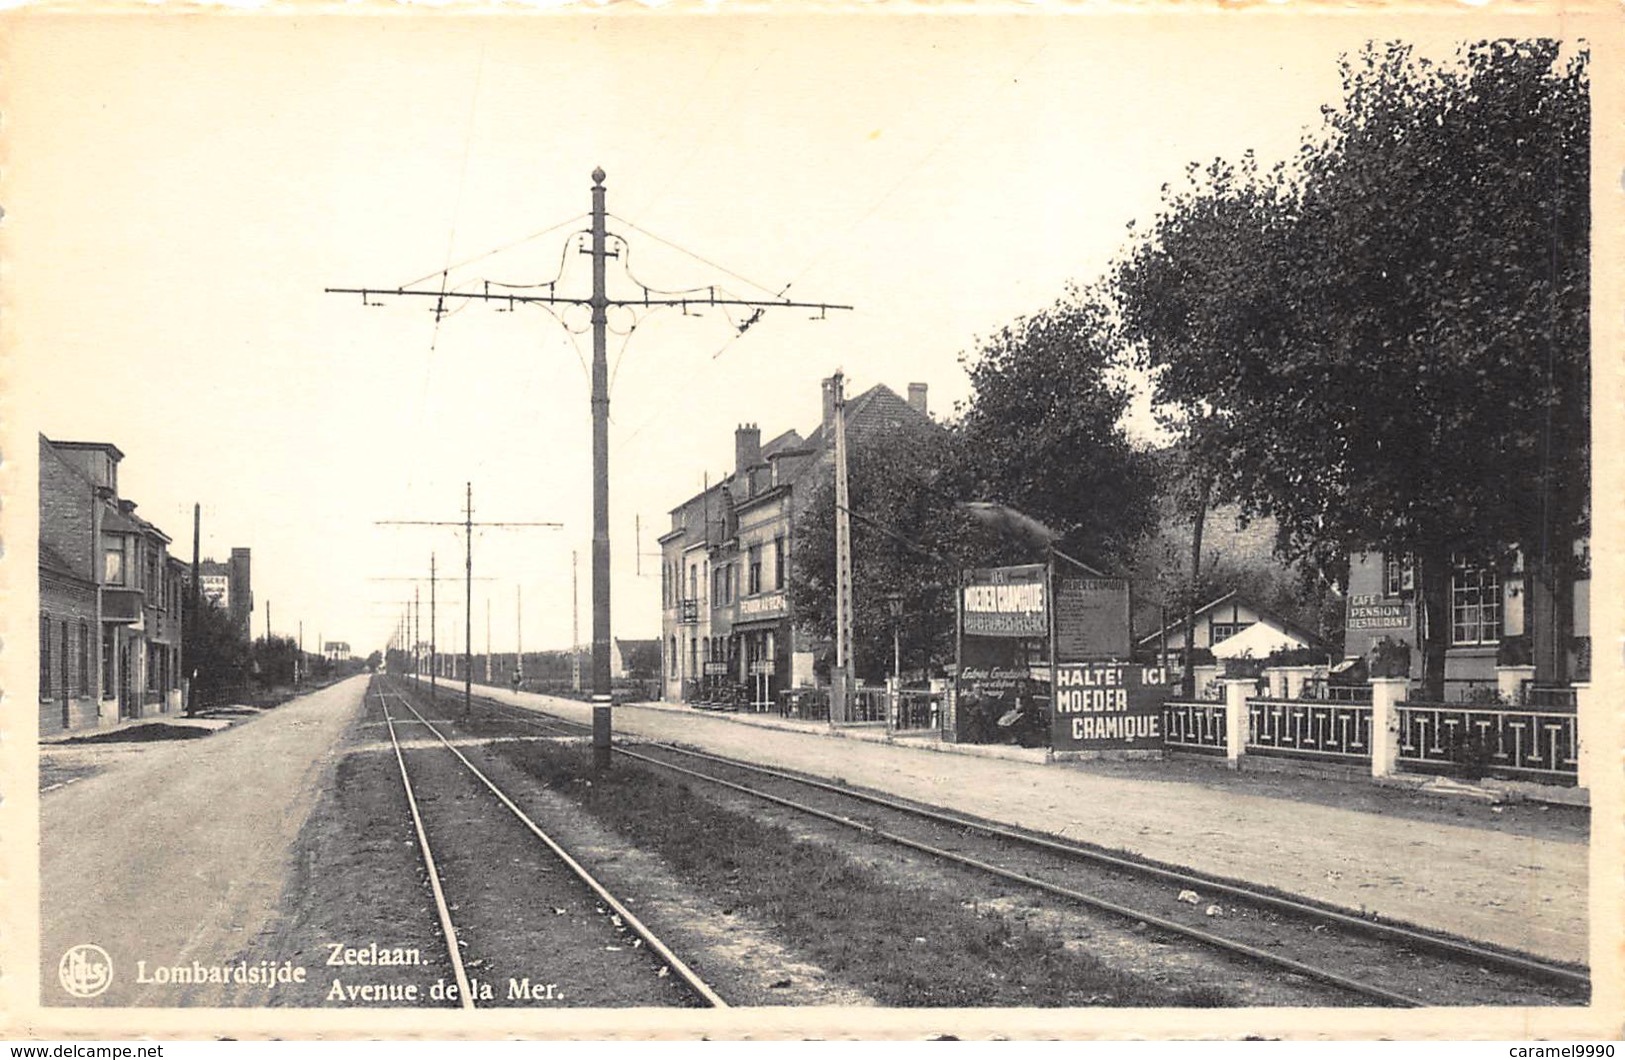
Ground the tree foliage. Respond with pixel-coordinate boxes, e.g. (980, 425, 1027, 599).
(1114, 40, 1589, 692)
(787, 428, 1009, 683)
(186, 597, 251, 709)
(956, 287, 1158, 571)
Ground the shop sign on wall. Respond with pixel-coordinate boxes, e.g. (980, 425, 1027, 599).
(1348, 594, 1411, 630)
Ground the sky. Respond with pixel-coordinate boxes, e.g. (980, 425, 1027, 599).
(9, 8, 1599, 658)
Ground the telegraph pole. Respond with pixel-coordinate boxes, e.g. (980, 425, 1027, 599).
(377, 484, 559, 715)
(832, 371, 854, 723)
(330, 168, 851, 769)
(430, 553, 437, 702)
(572, 549, 581, 694)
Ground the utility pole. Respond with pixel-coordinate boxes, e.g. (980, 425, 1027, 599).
(188, 502, 200, 713)
(430, 553, 437, 702)
(330, 167, 851, 769)
(377, 484, 559, 715)
(572, 549, 581, 694)
(832, 371, 854, 724)
(516, 585, 523, 683)
(297, 621, 303, 688)
(485, 597, 491, 684)
(414, 586, 420, 679)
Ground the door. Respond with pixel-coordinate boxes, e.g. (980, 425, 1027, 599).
(60, 621, 71, 729)
(119, 642, 133, 720)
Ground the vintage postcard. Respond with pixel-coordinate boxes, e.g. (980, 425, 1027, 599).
(2, 3, 1620, 1042)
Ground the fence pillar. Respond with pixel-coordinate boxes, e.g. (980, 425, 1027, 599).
(1219, 679, 1253, 768)
(1573, 681, 1591, 790)
(1368, 676, 1407, 778)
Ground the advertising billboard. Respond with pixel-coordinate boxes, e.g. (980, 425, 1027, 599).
(1053, 575, 1131, 661)
(1050, 662, 1172, 753)
(961, 564, 1047, 638)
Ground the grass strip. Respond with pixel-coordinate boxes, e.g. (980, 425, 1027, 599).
(488, 736, 1229, 1008)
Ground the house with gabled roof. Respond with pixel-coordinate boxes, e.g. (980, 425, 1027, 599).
(659, 376, 937, 706)
(1135, 589, 1322, 666)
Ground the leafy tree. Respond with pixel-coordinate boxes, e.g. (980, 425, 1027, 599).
(788, 428, 1005, 683)
(366, 650, 383, 673)
(186, 597, 251, 710)
(251, 634, 300, 688)
(956, 286, 1158, 573)
(1115, 41, 1588, 696)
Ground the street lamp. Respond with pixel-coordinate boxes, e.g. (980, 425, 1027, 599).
(884, 591, 906, 688)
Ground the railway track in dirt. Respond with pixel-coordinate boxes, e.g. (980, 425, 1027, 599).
(370, 678, 727, 1009)
(418, 680, 1589, 1009)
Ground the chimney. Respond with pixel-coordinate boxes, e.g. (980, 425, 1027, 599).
(735, 423, 762, 478)
(821, 377, 837, 439)
(907, 382, 929, 416)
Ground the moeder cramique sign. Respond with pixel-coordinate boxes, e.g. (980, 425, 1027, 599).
(962, 565, 1047, 637)
(1051, 662, 1171, 752)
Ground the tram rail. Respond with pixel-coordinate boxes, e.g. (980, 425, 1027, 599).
(372, 678, 728, 1009)
(416, 680, 1589, 1009)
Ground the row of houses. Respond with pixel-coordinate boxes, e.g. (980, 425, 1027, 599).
(38, 435, 254, 736)
(654, 379, 1590, 712)
(658, 377, 935, 707)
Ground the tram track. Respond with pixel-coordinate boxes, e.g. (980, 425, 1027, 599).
(371, 678, 727, 1009)
(427, 681, 1589, 1008)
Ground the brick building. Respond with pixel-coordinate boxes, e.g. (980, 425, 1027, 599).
(1343, 546, 1591, 697)
(39, 436, 186, 735)
(659, 377, 936, 706)
(196, 548, 253, 635)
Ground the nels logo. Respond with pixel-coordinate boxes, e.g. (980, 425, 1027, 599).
(59, 944, 113, 998)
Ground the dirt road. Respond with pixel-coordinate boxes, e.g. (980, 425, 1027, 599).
(40, 676, 369, 1007)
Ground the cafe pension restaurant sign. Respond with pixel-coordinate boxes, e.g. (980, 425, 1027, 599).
(962, 565, 1047, 637)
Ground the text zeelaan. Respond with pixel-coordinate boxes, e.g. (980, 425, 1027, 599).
(325, 942, 422, 966)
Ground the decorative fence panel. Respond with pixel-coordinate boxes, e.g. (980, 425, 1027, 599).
(842, 685, 889, 725)
(1162, 699, 1227, 755)
(1397, 701, 1578, 782)
(1246, 698, 1372, 761)
(892, 690, 942, 733)
(778, 687, 829, 722)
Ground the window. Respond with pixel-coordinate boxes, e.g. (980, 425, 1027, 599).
(688, 636, 698, 677)
(688, 564, 697, 603)
(103, 536, 127, 585)
(102, 630, 116, 699)
(1384, 554, 1415, 596)
(669, 636, 678, 678)
(773, 536, 785, 590)
(79, 620, 90, 695)
(1451, 558, 1502, 646)
(748, 544, 763, 596)
(40, 616, 52, 699)
(1210, 622, 1246, 644)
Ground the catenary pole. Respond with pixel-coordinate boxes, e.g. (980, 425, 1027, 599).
(329, 167, 851, 769)
(589, 169, 612, 769)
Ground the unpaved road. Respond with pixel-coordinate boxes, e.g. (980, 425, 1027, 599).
(40, 676, 369, 1007)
